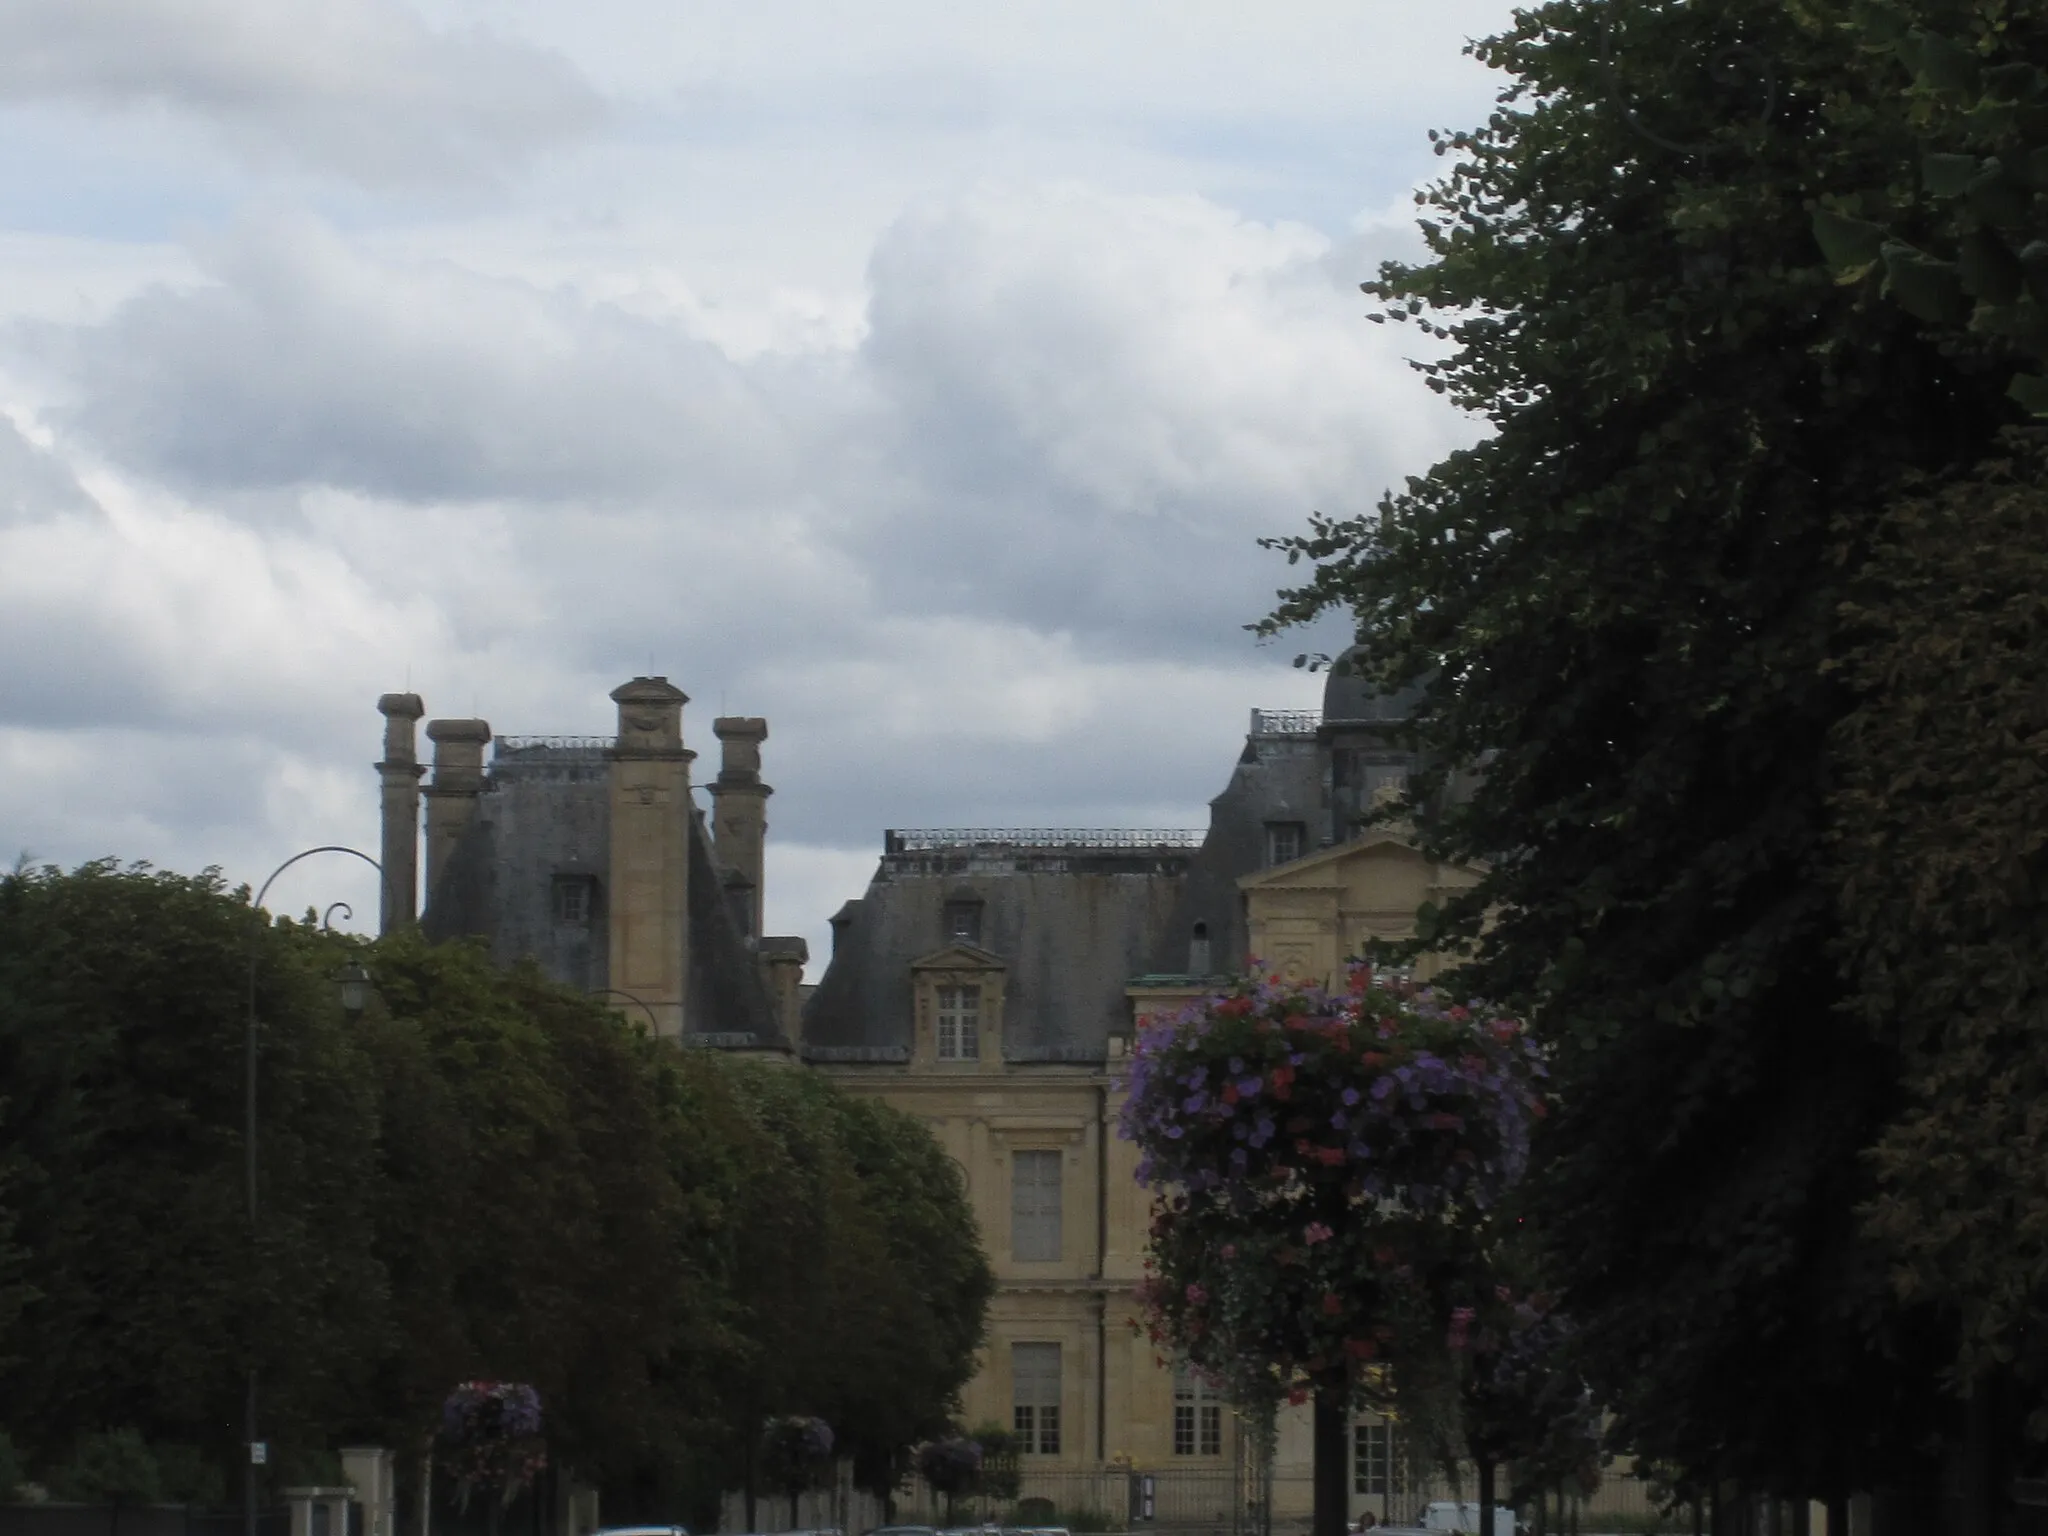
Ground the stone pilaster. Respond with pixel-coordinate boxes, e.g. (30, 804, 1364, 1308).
(607, 677, 694, 1040)
(708, 716, 771, 938)
(374, 693, 425, 933)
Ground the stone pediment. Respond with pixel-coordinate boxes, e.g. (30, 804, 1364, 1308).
(1237, 832, 1486, 987)
(910, 942, 1007, 973)
(1236, 829, 1455, 892)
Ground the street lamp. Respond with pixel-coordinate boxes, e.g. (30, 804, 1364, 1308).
(590, 986, 661, 1032)
(244, 846, 394, 1536)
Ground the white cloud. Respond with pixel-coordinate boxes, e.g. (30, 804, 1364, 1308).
(0, 0, 1510, 974)
(0, 0, 602, 185)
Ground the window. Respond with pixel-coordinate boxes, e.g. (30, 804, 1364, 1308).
(1264, 822, 1305, 866)
(1012, 1343, 1062, 1455)
(1354, 1420, 1393, 1495)
(1173, 1365, 1222, 1457)
(945, 899, 983, 945)
(552, 875, 594, 924)
(1011, 1149, 1062, 1262)
(1188, 921, 1211, 977)
(937, 984, 980, 1060)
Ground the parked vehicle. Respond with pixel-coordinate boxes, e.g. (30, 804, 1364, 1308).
(1418, 1502, 1516, 1536)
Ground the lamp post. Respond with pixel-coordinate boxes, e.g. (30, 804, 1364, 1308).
(245, 846, 393, 1536)
(590, 987, 661, 1032)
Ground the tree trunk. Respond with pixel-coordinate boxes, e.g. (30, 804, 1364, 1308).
(1477, 1459, 1496, 1536)
(1312, 1388, 1349, 1536)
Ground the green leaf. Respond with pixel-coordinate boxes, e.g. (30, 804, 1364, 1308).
(1812, 208, 1886, 274)
(2021, 241, 2048, 306)
(1959, 228, 2025, 304)
(2008, 373, 2048, 416)
(1921, 152, 1980, 198)
(1882, 241, 1969, 322)
(1909, 30, 1982, 97)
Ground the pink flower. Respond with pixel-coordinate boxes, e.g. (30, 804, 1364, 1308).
(1303, 1222, 1334, 1245)
(1185, 1283, 1208, 1306)
(1220, 1243, 1238, 1260)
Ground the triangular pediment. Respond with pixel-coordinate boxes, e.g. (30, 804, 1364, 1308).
(909, 941, 1007, 972)
(1237, 829, 1449, 892)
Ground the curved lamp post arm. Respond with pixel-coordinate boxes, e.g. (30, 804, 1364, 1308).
(592, 987, 662, 1033)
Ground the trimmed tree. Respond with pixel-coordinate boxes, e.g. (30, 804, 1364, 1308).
(1121, 967, 1545, 1536)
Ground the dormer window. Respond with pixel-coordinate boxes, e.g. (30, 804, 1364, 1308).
(944, 898, 984, 945)
(937, 984, 981, 1060)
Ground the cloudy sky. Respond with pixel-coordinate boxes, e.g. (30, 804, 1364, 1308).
(0, 0, 1516, 962)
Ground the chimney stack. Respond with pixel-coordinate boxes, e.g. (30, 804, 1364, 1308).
(375, 693, 425, 932)
(608, 677, 693, 1040)
(422, 717, 490, 916)
(708, 717, 771, 939)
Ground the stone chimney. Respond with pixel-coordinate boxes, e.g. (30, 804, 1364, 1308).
(608, 677, 693, 1040)
(708, 717, 771, 939)
(756, 936, 809, 1044)
(375, 693, 425, 933)
(422, 716, 490, 915)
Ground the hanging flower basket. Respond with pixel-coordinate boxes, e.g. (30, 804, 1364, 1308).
(438, 1382, 547, 1507)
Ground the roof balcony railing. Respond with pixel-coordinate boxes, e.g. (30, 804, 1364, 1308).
(493, 735, 614, 754)
(1249, 709, 1322, 737)
(884, 828, 1204, 853)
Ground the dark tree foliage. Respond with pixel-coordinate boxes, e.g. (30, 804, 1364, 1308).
(1260, 0, 2027, 1501)
(1833, 433, 2048, 1413)
(0, 861, 990, 1522)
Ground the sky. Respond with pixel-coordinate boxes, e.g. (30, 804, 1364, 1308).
(0, 0, 1519, 966)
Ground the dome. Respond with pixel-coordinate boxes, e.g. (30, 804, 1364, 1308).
(1321, 646, 1426, 724)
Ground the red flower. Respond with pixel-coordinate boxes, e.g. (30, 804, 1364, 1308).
(1321, 1292, 1343, 1316)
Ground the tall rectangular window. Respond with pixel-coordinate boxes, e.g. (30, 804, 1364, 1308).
(1264, 821, 1305, 866)
(1012, 1342, 1062, 1455)
(1354, 1420, 1392, 1495)
(1173, 1365, 1222, 1457)
(552, 875, 594, 924)
(936, 985, 980, 1060)
(1011, 1150, 1062, 1262)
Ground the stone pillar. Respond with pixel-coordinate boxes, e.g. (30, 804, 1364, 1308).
(607, 677, 693, 1040)
(422, 717, 490, 914)
(375, 695, 425, 933)
(340, 1448, 395, 1536)
(708, 717, 771, 938)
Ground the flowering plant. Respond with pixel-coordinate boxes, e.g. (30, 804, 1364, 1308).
(914, 1436, 983, 1498)
(760, 1416, 836, 1493)
(1120, 966, 1545, 1411)
(438, 1382, 546, 1505)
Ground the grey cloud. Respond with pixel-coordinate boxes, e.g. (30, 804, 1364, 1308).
(18, 219, 817, 503)
(12, 189, 1453, 662)
(0, 0, 602, 184)
(0, 411, 92, 524)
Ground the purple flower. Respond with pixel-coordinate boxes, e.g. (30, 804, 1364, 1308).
(1341, 1087, 1362, 1107)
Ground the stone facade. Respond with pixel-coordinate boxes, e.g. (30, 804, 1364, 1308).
(371, 658, 1458, 1524)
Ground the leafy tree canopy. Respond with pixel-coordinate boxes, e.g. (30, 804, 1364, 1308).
(1260, 0, 2028, 1499)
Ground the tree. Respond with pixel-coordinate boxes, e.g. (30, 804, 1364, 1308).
(1831, 434, 2048, 1455)
(0, 861, 386, 1492)
(0, 860, 991, 1528)
(1121, 967, 1545, 1536)
(1259, 0, 2022, 1505)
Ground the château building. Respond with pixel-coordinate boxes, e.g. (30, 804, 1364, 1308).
(371, 661, 1478, 1527)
